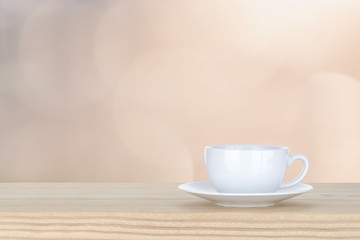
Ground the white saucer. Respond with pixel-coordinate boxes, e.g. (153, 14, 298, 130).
(178, 181, 313, 207)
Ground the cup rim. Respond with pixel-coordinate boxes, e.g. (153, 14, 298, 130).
(205, 144, 288, 151)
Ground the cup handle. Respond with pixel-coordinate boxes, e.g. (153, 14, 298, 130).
(280, 155, 309, 188)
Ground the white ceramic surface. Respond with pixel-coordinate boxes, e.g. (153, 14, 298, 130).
(205, 145, 309, 193)
(178, 181, 313, 207)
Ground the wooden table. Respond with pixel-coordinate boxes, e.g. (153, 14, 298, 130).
(0, 183, 358, 239)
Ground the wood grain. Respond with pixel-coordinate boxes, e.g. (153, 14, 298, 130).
(0, 183, 358, 239)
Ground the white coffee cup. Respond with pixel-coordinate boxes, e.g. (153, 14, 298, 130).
(205, 145, 309, 193)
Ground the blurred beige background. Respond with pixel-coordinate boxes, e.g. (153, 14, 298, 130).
(0, 0, 359, 182)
